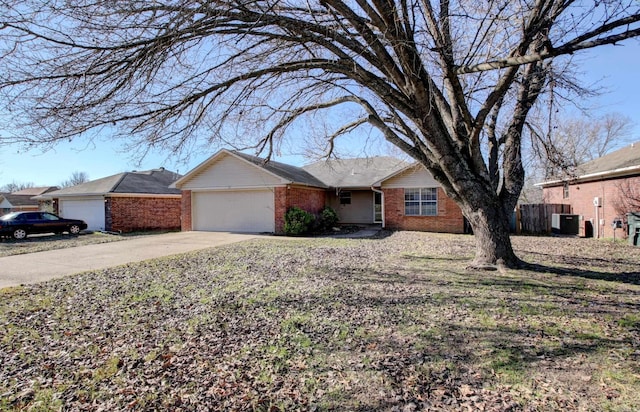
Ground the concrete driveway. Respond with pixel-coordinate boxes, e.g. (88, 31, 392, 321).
(0, 231, 265, 289)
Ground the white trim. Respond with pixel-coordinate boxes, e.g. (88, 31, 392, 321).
(374, 163, 420, 186)
(371, 187, 384, 227)
(171, 149, 291, 189)
(187, 186, 283, 193)
(535, 164, 640, 187)
(107, 193, 181, 199)
(39, 193, 181, 199)
(404, 187, 438, 216)
(35, 192, 108, 200)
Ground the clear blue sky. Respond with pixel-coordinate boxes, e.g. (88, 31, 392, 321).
(1, 40, 639, 188)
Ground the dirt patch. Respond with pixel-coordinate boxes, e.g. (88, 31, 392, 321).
(1, 232, 639, 411)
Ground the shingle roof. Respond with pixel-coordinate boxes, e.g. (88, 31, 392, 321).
(0, 193, 39, 207)
(231, 151, 328, 188)
(40, 169, 182, 197)
(112, 169, 183, 194)
(172, 149, 411, 190)
(576, 141, 640, 176)
(11, 186, 59, 196)
(303, 157, 409, 188)
(537, 141, 640, 186)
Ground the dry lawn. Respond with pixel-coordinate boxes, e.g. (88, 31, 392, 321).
(1, 232, 639, 411)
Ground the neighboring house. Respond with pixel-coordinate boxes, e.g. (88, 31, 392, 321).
(537, 142, 640, 238)
(171, 149, 465, 234)
(36, 169, 182, 232)
(0, 186, 58, 215)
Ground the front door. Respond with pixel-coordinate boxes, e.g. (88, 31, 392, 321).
(373, 192, 382, 223)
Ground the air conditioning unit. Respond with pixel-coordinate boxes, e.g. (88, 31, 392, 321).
(552, 213, 580, 235)
(593, 197, 602, 207)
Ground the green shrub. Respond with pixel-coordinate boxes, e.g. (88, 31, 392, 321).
(318, 206, 339, 231)
(284, 207, 315, 236)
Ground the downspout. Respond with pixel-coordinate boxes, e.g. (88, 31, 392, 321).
(371, 187, 384, 228)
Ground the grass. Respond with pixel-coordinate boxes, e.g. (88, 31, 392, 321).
(0, 232, 639, 410)
(0, 230, 171, 257)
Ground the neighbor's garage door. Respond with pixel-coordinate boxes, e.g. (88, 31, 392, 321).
(59, 198, 105, 231)
(192, 190, 275, 233)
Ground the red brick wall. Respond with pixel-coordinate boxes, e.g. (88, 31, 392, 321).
(274, 186, 327, 234)
(274, 187, 287, 234)
(543, 175, 640, 238)
(108, 196, 181, 233)
(181, 190, 192, 231)
(383, 187, 464, 233)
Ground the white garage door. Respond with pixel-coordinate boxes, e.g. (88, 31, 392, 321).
(59, 198, 105, 231)
(193, 190, 275, 232)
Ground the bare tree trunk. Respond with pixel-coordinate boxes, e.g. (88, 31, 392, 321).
(1, 0, 638, 271)
(462, 203, 521, 269)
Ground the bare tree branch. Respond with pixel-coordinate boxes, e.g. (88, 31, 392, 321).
(1, 0, 639, 267)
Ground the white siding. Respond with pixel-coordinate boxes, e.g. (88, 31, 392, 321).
(381, 165, 440, 188)
(181, 153, 285, 189)
(192, 189, 275, 232)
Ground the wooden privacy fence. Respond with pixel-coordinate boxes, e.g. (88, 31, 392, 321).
(518, 203, 571, 235)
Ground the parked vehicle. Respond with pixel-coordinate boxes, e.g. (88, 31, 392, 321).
(0, 211, 88, 239)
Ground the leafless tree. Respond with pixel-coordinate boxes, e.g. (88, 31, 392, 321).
(614, 179, 640, 222)
(0, 181, 35, 193)
(59, 171, 90, 188)
(528, 112, 634, 180)
(1, 0, 639, 268)
(518, 111, 634, 204)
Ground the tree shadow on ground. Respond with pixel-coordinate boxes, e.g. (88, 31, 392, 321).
(524, 261, 640, 285)
(262, 266, 637, 410)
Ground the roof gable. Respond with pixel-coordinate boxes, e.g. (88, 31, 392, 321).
(232, 151, 327, 187)
(172, 149, 326, 189)
(173, 149, 413, 190)
(378, 164, 440, 188)
(0, 197, 12, 208)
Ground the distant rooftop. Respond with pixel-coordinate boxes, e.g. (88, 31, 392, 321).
(11, 186, 59, 196)
(0, 193, 40, 207)
(39, 168, 182, 197)
(576, 141, 640, 176)
(537, 141, 640, 186)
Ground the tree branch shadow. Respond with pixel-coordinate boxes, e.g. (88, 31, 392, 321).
(524, 261, 640, 285)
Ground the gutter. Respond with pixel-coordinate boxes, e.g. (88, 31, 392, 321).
(535, 164, 640, 187)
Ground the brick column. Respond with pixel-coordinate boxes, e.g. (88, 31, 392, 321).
(181, 190, 192, 231)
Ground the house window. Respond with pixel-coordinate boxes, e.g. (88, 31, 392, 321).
(405, 188, 437, 216)
(339, 191, 351, 205)
(563, 182, 569, 199)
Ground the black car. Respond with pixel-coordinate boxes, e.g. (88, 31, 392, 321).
(0, 211, 88, 239)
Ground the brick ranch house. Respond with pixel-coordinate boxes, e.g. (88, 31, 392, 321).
(36, 169, 182, 233)
(537, 142, 640, 239)
(171, 149, 465, 234)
